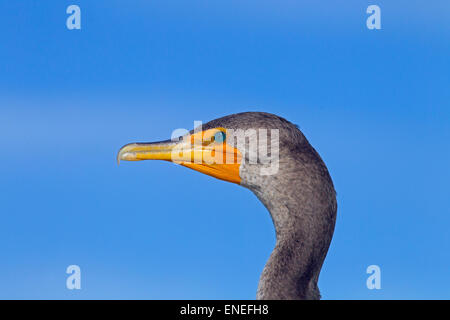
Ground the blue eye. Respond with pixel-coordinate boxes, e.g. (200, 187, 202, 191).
(214, 131, 226, 143)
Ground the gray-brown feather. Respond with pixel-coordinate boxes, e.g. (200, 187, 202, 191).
(200, 112, 337, 300)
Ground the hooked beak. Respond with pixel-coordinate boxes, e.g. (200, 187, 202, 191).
(117, 128, 242, 184)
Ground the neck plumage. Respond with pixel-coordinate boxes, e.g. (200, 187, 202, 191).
(249, 157, 337, 300)
(255, 204, 322, 299)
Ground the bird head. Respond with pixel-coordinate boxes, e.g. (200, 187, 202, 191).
(117, 112, 307, 187)
(117, 111, 337, 300)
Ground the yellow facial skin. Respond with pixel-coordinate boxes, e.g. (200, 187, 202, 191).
(117, 128, 242, 184)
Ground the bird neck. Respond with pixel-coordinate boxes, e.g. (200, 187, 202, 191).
(247, 163, 336, 300)
(255, 202, 322, 300)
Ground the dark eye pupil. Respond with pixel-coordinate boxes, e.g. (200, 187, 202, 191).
(214, 131, 226, 143)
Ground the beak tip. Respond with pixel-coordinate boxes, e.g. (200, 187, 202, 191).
(117, 145, 137, 163)
(117, 148, 124, 165)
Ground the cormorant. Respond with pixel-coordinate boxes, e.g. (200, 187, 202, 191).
(117, 112, 337, 300)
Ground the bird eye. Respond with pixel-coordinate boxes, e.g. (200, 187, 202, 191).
(213, 131, 226, 143)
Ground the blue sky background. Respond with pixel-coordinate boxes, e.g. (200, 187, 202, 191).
(0, 1, 449, 299)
